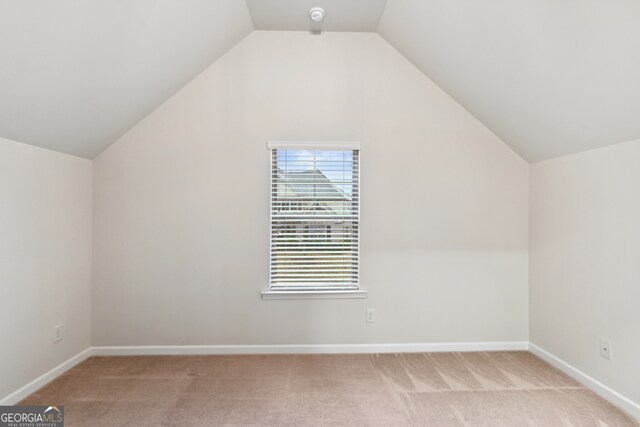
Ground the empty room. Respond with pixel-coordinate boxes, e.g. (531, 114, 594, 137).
(1, 0, 639, 425)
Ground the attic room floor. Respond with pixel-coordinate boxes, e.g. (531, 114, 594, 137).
(19, 351, 637, 426)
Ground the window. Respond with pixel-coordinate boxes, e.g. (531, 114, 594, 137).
(263, 142, 364, 299)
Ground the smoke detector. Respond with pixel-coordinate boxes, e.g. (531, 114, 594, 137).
(309, 7, 325, 23)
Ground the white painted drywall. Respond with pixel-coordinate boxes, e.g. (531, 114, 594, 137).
(379, 0, 640, 162)
(92, 31, 528, 347)
(0, 0, 252, 158)
(530, 138, 640, 404)
(246, 0, 387, 32)
(0, 137, 92, 400)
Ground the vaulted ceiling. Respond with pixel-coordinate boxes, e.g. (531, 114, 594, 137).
(1, 0, 639, 161)
(0, 0, 252, 158)
(379, 0, 640, 162)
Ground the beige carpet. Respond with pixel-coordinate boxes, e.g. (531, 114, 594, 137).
(19, 351, 638, 426)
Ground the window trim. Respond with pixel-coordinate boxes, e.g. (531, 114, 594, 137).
(267, 141, 361, 150)
(262, 141, 366, 300)
(261, 289, 368, 300)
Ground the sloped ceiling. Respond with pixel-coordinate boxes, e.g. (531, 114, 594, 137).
(0, 0, 252, 158)
(379, 0, 640, 162)
(1, 0, 639, 161)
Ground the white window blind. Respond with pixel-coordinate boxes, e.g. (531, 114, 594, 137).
(269, 143, 360, 292)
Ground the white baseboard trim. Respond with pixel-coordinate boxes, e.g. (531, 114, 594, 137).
(91, 341, 529, 356)
(0, 348, 92, 406)
(529, 343, 640, 421)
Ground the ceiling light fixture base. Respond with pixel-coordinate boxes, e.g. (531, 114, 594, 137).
(309, 7, 325, 23)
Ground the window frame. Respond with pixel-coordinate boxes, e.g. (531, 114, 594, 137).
(261, 141, 367, 300)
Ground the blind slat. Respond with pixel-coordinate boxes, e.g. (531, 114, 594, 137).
(270, 148, 359, 291)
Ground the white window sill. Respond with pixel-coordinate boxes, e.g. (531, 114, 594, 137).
(261, 290, 368, 300)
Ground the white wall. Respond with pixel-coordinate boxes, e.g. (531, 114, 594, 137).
(93, 31, 529, 346)
(530, 138, 640, 404)
(0, 137, 92, 400)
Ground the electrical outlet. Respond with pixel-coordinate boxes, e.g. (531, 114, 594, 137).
(54, 325, 64, 343)
(600, 340, 611, 360)
(366, 308, 376, 323)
